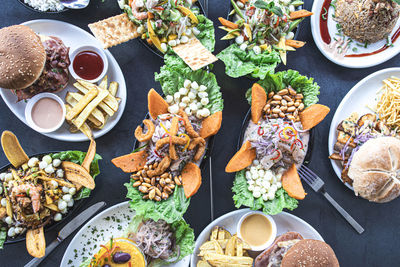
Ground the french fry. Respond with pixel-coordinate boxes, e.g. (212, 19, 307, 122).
(225, 235, 237, 256)
(66, 92, 105, 126)
(98, 81, 119, 129)
(77, 80, 119, 112)
(203, 253, 253, 266)
(73, 82, 115, 116)
(98, 75, 108, 90)
(73, 90, 109, 129)
(66, 88, 98, 121)
(65, 104, 95, 139)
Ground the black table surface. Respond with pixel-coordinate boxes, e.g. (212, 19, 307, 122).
(1, 0, 399, 266)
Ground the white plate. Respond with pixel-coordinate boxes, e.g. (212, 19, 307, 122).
(61, 201, 190, 267)
(311, 0, 400, 68)
(328, 67, 400, 190)
(0, 20, 126, 142)
(190, 208, 323, 266)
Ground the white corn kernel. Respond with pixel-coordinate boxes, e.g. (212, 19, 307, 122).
(45, 165, 55, 174)
(42, 155, 52, 164)
(189, 103, 198, 111)
(184, 107, 192, 115)
(67, 199, 74, 207)
(69, 187, 77, 195)
(62, 194, 72, 202)
(39, 161, 48, 170)
(181, 35, 189, 44)
(199, 85, 207, 92)
(200, 98, 209, 105)
(191, 81, 199, 90)
(27, 158, 39, 167)
(8, 227, 15, 237)
(181, 96, 190, 103)
(52, 159, 62, 168)
(160, 43, 168, 52)
(0, 198, 6, 207)
(5, 173, 12, 182)
(5, 216, 13, 225)
(192, 27, 200, 35)
(184, 80, 191, 88)
(50, 180, 59, 188)
(253, 46, 261, 55)
(188, 92, 196, 100)
(235, 35, 244, 45)
(240, 43, 247, 50)
(168, 104, 179, 114)
(54, 213, 62, 222)
(179, 87, 188, 95)
(58, 200, 67, 211)
(165, 95, 174, 103)
(168, 40, 177, 46)
(62, 186, 70, 193)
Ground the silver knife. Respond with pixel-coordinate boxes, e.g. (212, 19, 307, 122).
(24, 201, 106, 267)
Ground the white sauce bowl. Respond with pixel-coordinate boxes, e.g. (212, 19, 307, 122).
(25, 93, 66, 133)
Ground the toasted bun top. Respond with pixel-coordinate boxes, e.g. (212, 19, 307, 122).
(282, 239, 339, 267)
(348, 136, 400, 203)
(0, 25, 46, 89)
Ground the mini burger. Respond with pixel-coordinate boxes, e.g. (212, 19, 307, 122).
(254, 232, 339, 267)
(0, 25, 70, 101)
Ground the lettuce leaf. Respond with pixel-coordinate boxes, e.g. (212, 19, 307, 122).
(217, 43, 281, 79)
(195, 15, 216, 52)
(245, 69, 320, 107)
(0, 227, 6, 249)
(125, 215, 194, 267)
(232, 170, 298, 215)
(51, 151, 102, 200)
(155, 54, 224, 114)
(125, 181, 190, 224)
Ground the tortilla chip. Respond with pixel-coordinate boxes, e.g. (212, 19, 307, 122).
(225, 141, 256, 173)
(299, 104, 330, 130)
(181, 162, 202, 198)
(251, 83, 267, 124)
(199, 111, 223, 139)
(172, 38, 218, 71)
(111, 150, 148, 173)
(88, 13, 140, 49)
(282, 163, 306, 200)
(148, 89, 169, 119)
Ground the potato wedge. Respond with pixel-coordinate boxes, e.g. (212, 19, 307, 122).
(197, 260, 212, 267)
(99, 81, 119, 129)
(1, 130, 29, 168)
(62, 161, 95, 190)
(77, 80, 119, 112)
(210, 226, 219, 241)
(73, 82, 115, 116)
(225, 235, 237, 256)
(65, 94, 104, 127)
(203, 253, 253, 266)
(73, 90, 108, 129)
(66, 87, 98, 121)
(98, 75, 108, 90)
(26, 227, 46, 258)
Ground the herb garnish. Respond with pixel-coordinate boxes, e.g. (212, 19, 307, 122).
(254, 0, 284, 17)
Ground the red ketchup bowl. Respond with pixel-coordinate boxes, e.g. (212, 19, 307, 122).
(69, 45, 108, 83)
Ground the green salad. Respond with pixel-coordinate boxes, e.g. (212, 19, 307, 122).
(118, 0, 215, 53)
(217, 0, 312, 79)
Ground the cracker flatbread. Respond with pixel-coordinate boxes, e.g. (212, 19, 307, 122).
(88, 13, 139, 49)
(172, 38, 218, 71)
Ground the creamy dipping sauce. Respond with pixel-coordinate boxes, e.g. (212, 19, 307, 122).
(240, 214, 273, 247)
(31, 97, 63, 129)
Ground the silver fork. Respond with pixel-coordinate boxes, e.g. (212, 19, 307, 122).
(299, 166, 365, 234)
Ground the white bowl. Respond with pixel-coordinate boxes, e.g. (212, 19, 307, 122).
(25, 93, 66, 133)
(68, 45, 108, 83)
(236, 211, 277, 251)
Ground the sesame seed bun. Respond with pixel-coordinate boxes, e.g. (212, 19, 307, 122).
(281, 239, 340, 267)
(0, 25, 46, 90)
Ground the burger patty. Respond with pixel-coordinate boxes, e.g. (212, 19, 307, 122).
(15, 36, 70, 101)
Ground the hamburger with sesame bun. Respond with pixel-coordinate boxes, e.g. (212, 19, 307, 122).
(0, 25, 70, 101)
(255, 232, 339, 267)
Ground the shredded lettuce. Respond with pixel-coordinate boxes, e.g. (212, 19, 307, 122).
(232, 170, 298, 215)
(155, 54, 224, 114)
(125, 181, 190, 224)
(51, 151, 102, 200)
(217, 43, 281, 79)
(125, 215, 194, 267)
(245, 69, 320, 107)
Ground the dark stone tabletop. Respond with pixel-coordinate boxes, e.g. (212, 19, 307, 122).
(0, 0, 399, 266)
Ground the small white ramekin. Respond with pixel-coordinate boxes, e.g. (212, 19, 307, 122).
(68, 45, 108, 84)
(236, 211, 277, 251)
(25, 92, 66, 133)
